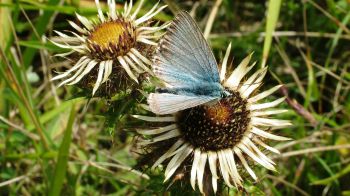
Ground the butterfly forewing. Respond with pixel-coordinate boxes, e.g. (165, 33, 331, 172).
(153, 11, 221, 91)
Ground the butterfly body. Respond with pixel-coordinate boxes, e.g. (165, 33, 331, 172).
(157, 81, 224, 97)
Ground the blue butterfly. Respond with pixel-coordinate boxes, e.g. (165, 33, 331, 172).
(149, 11, 228, 115)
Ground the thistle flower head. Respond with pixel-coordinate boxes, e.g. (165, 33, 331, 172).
(51, 0, 168, 96)
(134, 11, 291, 194)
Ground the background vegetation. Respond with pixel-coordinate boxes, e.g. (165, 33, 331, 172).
(0, 0, 350, 195)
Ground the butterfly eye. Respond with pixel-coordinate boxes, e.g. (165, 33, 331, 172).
(221, 90, 231, 98)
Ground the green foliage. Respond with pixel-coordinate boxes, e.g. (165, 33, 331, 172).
(0, 0, 350, 195)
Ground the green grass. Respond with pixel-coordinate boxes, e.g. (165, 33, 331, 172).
(49, 104, 76, 196)
(1, 0, 350, 195)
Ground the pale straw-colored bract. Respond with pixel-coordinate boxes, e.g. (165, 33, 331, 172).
(51, 0, 168, 95)
(134, 11, 291, 194)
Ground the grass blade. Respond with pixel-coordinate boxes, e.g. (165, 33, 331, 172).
(0, 46, 49, 149)
(312, 164, 350, 185)
(49, 105, 76, 196)
(0, 0, 12, 49)
(261, 0, 282, 67)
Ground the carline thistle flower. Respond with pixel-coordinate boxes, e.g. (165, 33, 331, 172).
(51, 0, 168, 96)
(134, 11, 291, 194)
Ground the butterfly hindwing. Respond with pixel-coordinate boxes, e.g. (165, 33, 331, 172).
(148, 93, 219, 115)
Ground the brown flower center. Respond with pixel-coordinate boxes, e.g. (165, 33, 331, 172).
(87, 20, 136, 60)
(176, 91, 250, 151)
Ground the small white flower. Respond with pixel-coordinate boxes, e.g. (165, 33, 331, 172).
(51, 0, 168, 95)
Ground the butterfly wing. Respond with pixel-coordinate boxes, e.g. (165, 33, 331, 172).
(148, 93, 219, 115)
(149, 11, 223, 114)
(153, 11, 221, 92)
